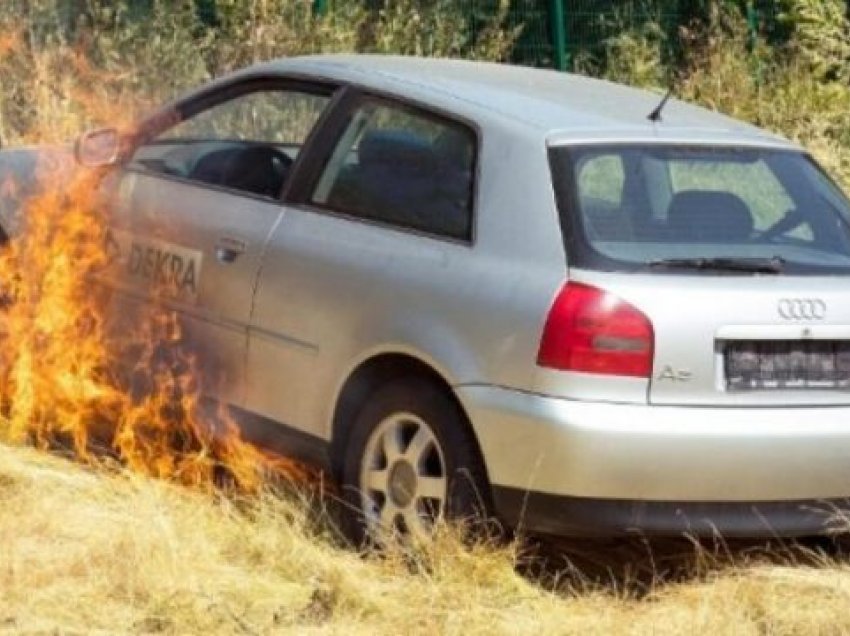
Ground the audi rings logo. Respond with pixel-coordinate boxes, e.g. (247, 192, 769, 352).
(777, 298, 827, 321)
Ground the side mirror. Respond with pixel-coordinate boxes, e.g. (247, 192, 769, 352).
(75, 127, 120, 168)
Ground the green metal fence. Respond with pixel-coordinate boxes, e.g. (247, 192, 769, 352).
(56, 0, 793, 72)
(313, 0, 788, 71)
(471, 0, 787, 70)
(163, 0, 789, 73)
(457, 0, 787, 70)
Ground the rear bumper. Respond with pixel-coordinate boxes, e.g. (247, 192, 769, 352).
(457, 385, 850, 537)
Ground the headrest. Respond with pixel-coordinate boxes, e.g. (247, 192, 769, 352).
(358, 129, 436, 174)
(433, 128, 473, 170)
(668, 190, 753, 241)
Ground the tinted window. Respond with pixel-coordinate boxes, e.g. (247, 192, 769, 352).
(551, 145, 850, 275)
(311, 101, 475, 240)
(130, 89, 330, 198)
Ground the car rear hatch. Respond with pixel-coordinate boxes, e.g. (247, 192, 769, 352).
(547, 142, 850, 406)
(572, 271, 850, 406)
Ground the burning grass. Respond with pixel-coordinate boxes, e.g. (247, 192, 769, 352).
(2, 444, 850, 634)
(0, 156, 296, 492)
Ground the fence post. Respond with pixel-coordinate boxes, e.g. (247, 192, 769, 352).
(745, 1, 757, 52)
(550, 0, 568, 71)
(745, 0, 764, 87)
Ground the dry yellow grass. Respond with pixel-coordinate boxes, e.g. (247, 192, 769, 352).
(1, 442, 849, 635)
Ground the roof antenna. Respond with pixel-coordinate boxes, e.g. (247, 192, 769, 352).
(648, 86, 675, 123)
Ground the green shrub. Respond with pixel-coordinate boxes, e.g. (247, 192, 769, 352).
(780, 0, 850, 82)
(0, 0, 513, 144)
(590, 1, 850, 189)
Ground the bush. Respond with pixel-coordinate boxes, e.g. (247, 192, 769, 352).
(0, 0, 513, 144)
(591, 0, 850, 188)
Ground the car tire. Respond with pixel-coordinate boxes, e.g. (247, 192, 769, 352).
(340, 376, 493, 546)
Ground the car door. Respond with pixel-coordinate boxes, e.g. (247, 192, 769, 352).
(106, 80, 336, 408)
(243, 92, 478, 444)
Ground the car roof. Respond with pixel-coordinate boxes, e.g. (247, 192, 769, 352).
(243, 54, 796, 150)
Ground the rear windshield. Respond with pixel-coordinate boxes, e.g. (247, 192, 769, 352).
(550, 144, 850, 275)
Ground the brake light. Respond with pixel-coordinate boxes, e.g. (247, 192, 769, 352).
(537, 282, 654, 377)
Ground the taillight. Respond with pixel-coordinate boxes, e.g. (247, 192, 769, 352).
(537, 282, 654, 378)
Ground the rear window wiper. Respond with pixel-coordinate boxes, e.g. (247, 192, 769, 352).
(647, 256, 785, 274)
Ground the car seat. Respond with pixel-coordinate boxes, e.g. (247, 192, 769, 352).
(189, 144, 288, 197)
(667, 190, 754, 242)
(354, 129, 438, 228)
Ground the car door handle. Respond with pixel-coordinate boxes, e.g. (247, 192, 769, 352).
(215, 237, 247, 264)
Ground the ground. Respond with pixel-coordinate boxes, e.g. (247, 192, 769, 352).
(2, 443, 850, 635)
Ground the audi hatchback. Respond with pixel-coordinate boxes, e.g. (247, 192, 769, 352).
(12, 55, 850, 541)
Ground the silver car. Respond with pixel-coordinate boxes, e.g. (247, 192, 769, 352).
(28, 55, 850, 540)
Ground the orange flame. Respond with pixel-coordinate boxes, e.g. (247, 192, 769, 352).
(0, 25, 314, 494)
(0, 149, 307, 492)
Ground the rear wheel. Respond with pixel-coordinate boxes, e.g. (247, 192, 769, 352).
(340, 377, 492, 545)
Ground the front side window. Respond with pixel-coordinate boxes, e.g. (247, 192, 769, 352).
(310, 100, 476, 240)
(552, 144, 850, 274)
(129, 88, 330, 198)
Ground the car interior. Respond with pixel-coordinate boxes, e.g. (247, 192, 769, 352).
(187, 144, 293, 198)
(131, 140, 298, 199)
(666, 190, 754, 242)
(325, 128, 474, 239)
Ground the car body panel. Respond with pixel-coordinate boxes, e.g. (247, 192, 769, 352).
(107, 168, 283, 406)
(236, 98, 568, 439)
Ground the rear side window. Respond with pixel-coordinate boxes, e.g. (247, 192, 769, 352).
(310, 100, 476, 241)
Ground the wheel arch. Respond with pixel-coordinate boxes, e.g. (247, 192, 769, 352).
(328, 350, 490, 488)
